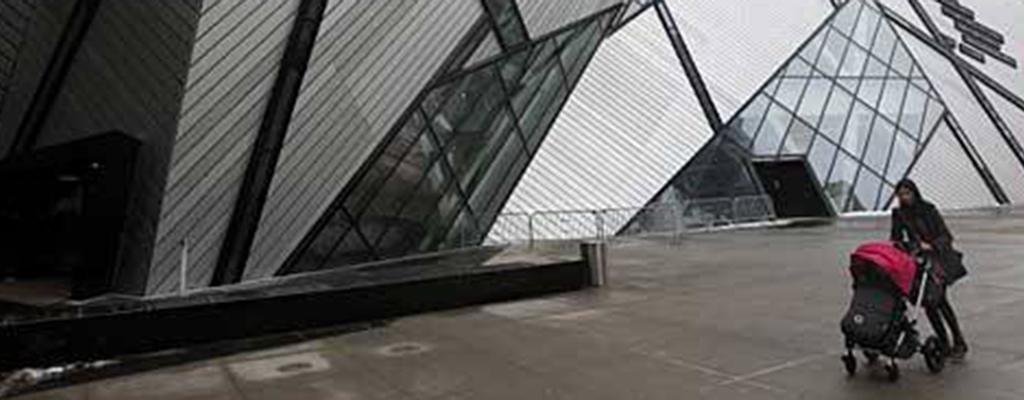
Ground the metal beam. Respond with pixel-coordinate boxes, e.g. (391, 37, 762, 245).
(652, 0, 724, 132)
(7, 0, 101, 157)
(211, 0, 329, 286)
(902, 0, 1024, 180)
(877, 2, 1024, 112)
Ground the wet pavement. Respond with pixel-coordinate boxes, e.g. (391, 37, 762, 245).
(13, 210, 1024, 399)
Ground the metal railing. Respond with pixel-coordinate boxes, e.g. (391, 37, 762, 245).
(485, 195, 776, 247)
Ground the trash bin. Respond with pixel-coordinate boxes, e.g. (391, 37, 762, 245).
(580, 241, 608, 287)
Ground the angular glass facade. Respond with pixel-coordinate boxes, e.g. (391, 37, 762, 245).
(281, 6, 620, 275)
(634, 0, 950, 225)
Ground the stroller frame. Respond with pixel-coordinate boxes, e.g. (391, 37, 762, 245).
(841, 246, 947, 381)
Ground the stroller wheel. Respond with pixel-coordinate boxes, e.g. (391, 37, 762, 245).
(841, 353, 857, 376)
(885, 361, 900, 382)
(923, 336, 946, 374)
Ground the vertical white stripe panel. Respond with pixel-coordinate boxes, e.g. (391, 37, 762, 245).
(149, 0, 300, 294)
(665, 0, 832, 120)
(909, 120, 997, 210)
(516, 0, 621, 39)
(500, 10, 712, 221)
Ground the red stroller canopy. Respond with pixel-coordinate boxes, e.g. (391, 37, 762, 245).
(850, 241, 917, 297)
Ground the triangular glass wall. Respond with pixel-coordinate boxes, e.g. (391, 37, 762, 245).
(630, 0, 950, 230)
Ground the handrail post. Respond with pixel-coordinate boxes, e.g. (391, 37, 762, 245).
(179, 238, 189, 295)
(527, 213, 535, 250)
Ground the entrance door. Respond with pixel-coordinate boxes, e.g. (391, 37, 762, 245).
(751, 158, 833, 218)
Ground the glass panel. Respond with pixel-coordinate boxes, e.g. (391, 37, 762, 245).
(468, 129, 524, 213)
(856, 78, 884, 107)
(837, 77, 859, 93)
(886, 131, 916, 183)
(448, 107, 518, 190)
(878, 75, 908, 124)
(898, 84, 928, 137)
(731, 94, 772, 147)
(753, 102, 792, 155)
(827, 150, 858, 211)
(839, 44, 868, 77)
(863, 57, 886, 78)
(816, 29, 849, 76)
(820, 86, 854, 142)
(518, 62, 567, 151)
(786, 58, 813, 76)
(797, 78, 832, 129)
(870, 23, 897, 63)
(505, 41, 558, 113)
(841, 101, 873, 157)
(832, 0, 863, 35)
(851, 3, 880, 48)
(485, 0, 527, 47)
(362, 130, 440, 222)
(889, 42, 913, 77)
(429, 66, 506, 147)
(559, 19, 603, 84)
(443, 208, 479, 249)
(808, 135, 838, 183)
(799, 28, 827, 62)
(345, 112, 425, 216)
(910, 64, 924, 78)
(781, 118, 815, 155)
(851, 169, 883, 211)
(764, 73, 783, 95)
(291, 210, 355, 273)
(864, 116, 895, 174)
(774, 76, 808, 111)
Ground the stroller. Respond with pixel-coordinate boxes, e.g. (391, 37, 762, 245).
(839, 240, 946, 381)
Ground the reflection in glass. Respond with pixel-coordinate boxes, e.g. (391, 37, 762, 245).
(797, 78, 832, 128)
(841, 101, 873, 157)
(818, 29, 849, 76)
(827, 151, 858, 210)
(808, 136, 838, 183)
(898, 84, 927, 137)
(753, 102, 793, 155)
(782, 118, 815, 154)
(871, 22, 897, 63)
(732, 94, 772, 147)
(851, 3, 880, 48)
(852, 169, 882, 211)
(886, 132, 916, 183)
(820, 86, 854, 142)
(864, 117, 895, 174)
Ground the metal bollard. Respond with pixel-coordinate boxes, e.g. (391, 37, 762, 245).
(580, 241, 608, 287)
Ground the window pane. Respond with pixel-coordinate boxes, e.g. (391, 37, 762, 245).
(559, 19, 603, 84)
(898, 84, 928, 137)
(919, 98, 945, 140)
(863, 56, 886, 78)
(878, 76, 909, 124)
(363, 130, 440, 221)
(429, 66, 506, 147)
(839, 44, 868, 77)
(469, 130, 524, 213)
(799, 28, 827, 62)
(871, 23, 897, 63)
(786, 57, 813, 76)
(518, 63, 567, 151)
(878, 183, 896, 210)
(890, 42, 913, 77)
(345, 111, 425, 215)
(817, 29, 849, 76)
(851, 4, 880, 48)
(820, 86, 854, 142)
(886, 131, 916, 183)
(291, 210, 355, 273)
(864, 116, 895, 174)
(448, 108, 518, 191)
(753, 102, 792, 155)
(856, 78, 884, 107)
(808, 135, 838, 183)
(781, 118, 815, 155)
(832, 0, 863, 35)
(851, 169, 883, 211)
(485, 0, 527, 47)
(797, 78, 832, 128)
(827, 151, 858, 210)
(841, 101, 873, 157)
(732, 94, 772, 146)
(774, 77, 808, 111)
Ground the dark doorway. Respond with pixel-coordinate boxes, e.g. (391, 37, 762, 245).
(751, 158, 833, 218)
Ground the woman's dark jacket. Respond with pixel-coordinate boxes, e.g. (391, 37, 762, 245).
(889, 200, 967, 284)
